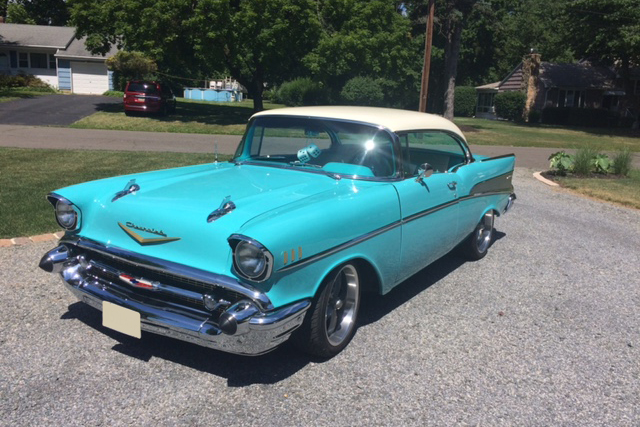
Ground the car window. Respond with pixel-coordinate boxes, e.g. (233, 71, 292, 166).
(401, 131, 466, 176)
(127, 83, 158, 94)
(237, 117, 397, 179)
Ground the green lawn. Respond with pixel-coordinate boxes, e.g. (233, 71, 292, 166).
(71, 98, 285, 135)
(0, 88, 55, 103)
(454, 117, 640, 152)
(553, 169, 640, 210)
(0, 148, 224, 238)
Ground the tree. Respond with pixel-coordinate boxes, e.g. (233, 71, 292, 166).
(7, 0, 69, 25)
(565, 0, 640, 126)
(71, 0, 322, 112)
(304, 0, 422, 107)
(72, 0, 208, 90)
(106, 51, 157, 90)
(191, 0, 322, 111)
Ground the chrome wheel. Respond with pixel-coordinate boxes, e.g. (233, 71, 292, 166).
(475, 211, 494, 254)
(324, 264, 359, 346)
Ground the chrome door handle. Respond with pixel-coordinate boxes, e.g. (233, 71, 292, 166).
(448, 181, 457, 190)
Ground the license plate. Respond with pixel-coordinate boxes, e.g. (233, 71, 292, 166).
(134, 97, 145, 103)
(102, 301, 141, 338)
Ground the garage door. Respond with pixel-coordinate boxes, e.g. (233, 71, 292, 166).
(71, 61, 109, 94)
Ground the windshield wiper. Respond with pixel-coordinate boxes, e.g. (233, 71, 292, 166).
(288, 161, 322, 168)
(289, 162, 341, 180)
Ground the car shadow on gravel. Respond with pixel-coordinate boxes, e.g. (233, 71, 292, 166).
(60, 231, 505, 386)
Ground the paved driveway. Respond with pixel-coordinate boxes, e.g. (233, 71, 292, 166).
(1, 169, 639, 425)
(0, 94, 121, 126)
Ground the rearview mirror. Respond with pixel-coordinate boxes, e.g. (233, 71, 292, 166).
(415, 163, 434, 183)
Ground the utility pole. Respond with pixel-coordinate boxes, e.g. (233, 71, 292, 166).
(419, 0, 435, 113)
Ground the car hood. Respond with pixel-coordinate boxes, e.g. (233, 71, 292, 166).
(57, 162, 342, 276)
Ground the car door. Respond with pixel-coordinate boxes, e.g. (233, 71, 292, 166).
(393, 131, 468, 280)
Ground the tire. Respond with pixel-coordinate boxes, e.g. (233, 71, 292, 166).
(124, 110, 132, 117)
(295, 263, 361, 358)
(460, 210, 495, 261)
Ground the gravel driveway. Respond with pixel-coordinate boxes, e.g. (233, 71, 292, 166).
(1, 168, 638, 426)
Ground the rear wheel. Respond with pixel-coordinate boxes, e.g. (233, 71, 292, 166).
(295, 263, 361, 358)
(460, 211, 494, 260)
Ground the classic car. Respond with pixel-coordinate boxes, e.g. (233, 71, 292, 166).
(39, 106, 516, 358)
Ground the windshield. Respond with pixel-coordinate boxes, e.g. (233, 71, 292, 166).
(234, 116, 398, 179)
(127, 82, 158, 94)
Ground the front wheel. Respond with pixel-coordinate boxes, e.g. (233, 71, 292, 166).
(460, 210, 495, 260)
(295, 263, 361, 358)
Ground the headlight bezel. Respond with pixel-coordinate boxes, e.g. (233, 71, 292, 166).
(47, 194, 81, 231)
(228, 234, 273, 283)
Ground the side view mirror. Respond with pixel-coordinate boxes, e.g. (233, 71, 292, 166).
(415, 163, 434, 183)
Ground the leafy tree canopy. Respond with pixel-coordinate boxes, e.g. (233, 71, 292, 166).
(7, 0, 69, 25)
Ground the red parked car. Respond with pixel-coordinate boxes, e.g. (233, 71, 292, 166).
(123, 81, 177, 116)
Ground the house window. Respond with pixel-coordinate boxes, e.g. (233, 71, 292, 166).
(18, 52, 29, 68)
(477, 92, 496, 113)
(49, 54, 56, 70)
(558, 89, 585, 108)
(30, 53, 48, 69)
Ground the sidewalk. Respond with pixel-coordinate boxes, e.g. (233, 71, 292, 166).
(1, 124, 638, 170)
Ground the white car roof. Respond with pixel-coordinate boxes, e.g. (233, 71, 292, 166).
(251, 106, 466, 140)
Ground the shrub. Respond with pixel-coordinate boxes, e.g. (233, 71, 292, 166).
(573, 147, 599, 175)
(528, 109, 541, 124)
(494, 91, 526, 122)
(612, 148, 633, 176)
(454, 86, 476, 117)
(274, 78, 325, 106)
(340, 77, 384, 107)
(548, 151, 574, 175)
(0, 73, 53, 89)
(592, 154, 612, 174)
(541, 107, 611, 127)
(102, 90, 124, 97)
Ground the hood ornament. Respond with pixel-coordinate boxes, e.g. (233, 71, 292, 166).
(112, 179, 140, 202)
(207, 195, 236, 222)
(118, 222, 181, 245)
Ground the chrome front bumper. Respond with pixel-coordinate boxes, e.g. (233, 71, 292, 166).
(40, 239, 310, 356)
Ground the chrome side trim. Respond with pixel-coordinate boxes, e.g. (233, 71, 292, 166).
(63, 237, 274, 310)
(477, 153, 516, 162)
(279, 219, 402, 272)
(277, 190, 512, 273)
(402, 199, 459, 223)
(469, 171, 514, 196)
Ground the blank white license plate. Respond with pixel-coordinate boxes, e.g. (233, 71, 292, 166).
(102, 301, 141, 339)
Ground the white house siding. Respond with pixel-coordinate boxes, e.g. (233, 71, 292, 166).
(70, 61, 109, 94)
(31, 69, 58, 88)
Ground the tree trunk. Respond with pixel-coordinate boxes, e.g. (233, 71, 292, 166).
(620, 56, 639, 129)
(251, 78, 264, 113)
(442, 18, 463, 120)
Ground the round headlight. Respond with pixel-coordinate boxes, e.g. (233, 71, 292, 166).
(234, 240, 268, 279)
(55, 200, 77, 230)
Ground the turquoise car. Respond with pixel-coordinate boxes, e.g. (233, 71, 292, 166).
(39, 106, 516, 357)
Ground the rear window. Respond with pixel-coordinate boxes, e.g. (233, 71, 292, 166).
(127, 82, 158, 94)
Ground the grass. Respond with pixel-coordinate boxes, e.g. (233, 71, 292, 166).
(554, 169, 640, 210)
(71, 98, 285, 135)
(0, 148, 225, 238)
(454, 117, 640, 152)
(0, 87, 56, 103)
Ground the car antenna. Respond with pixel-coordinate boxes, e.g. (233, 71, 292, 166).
(214, 140, 218, 164)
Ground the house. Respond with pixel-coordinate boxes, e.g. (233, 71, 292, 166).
(476, 54, 640, 120)
(0, 23, 117, 94)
